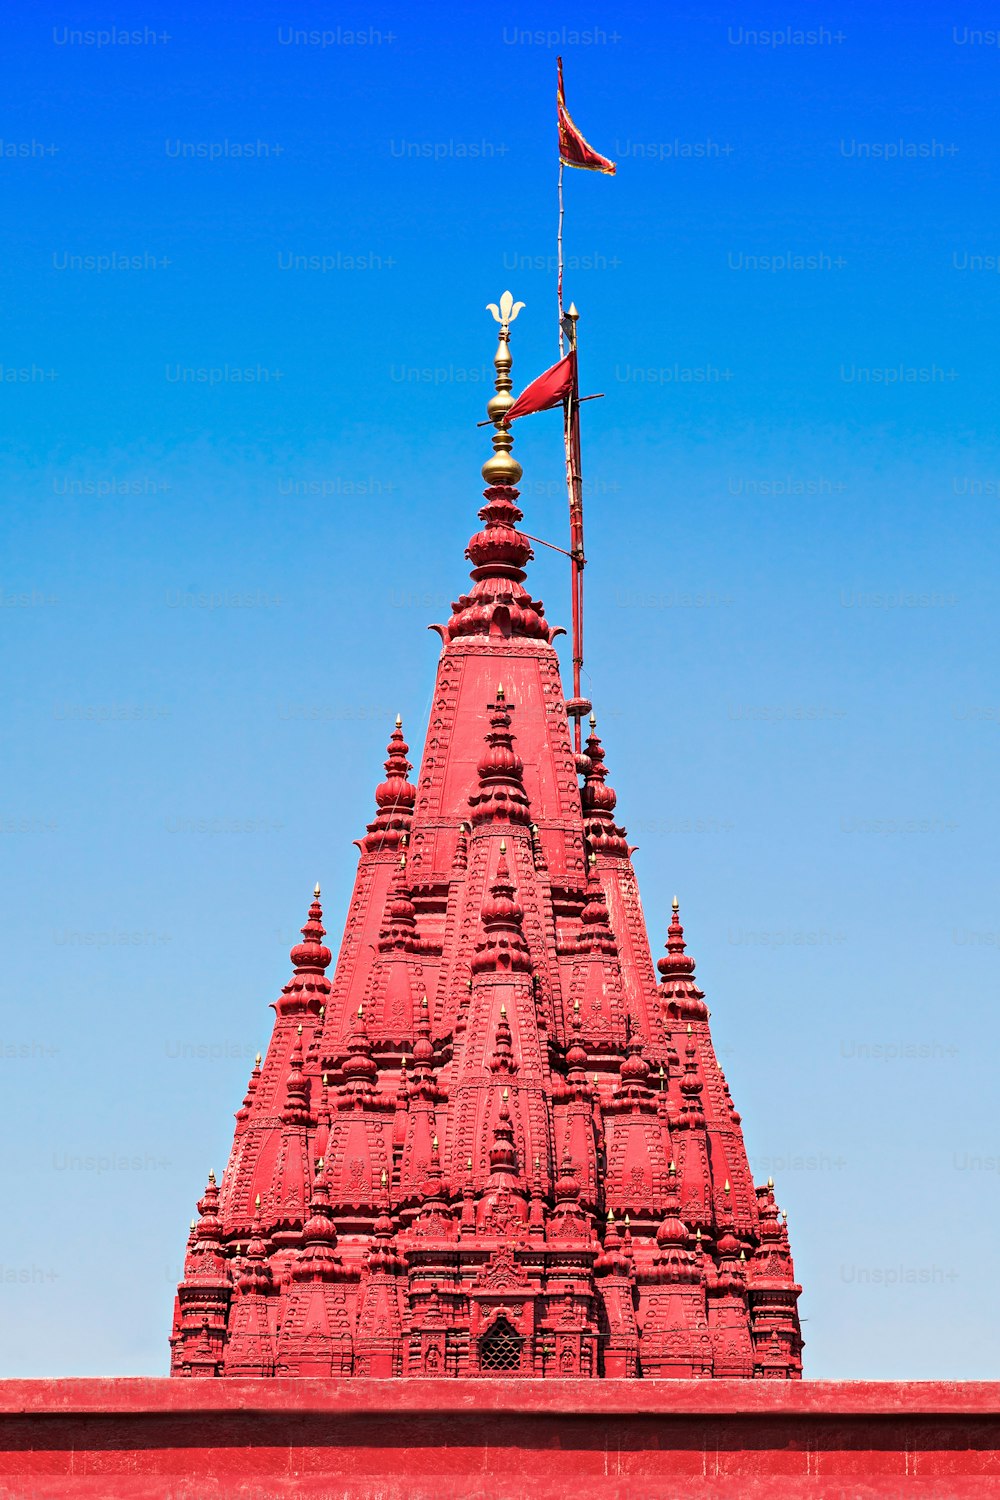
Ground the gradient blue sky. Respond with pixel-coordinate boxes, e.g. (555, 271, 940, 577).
(2, 3, 998, 1379)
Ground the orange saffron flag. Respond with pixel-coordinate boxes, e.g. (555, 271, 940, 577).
(557, 57, 616, 175)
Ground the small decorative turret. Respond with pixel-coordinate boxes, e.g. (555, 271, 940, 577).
(277, 886, 332, 1016)
(411, 995, 436, 1088)
(298, 1168, 340, 1271)
(472, 840, 532, 973)
(617, 1027, 652, 1101)
(488, 1091, 519, 1178)
(578, 854, 616, 956)
(236, 1052, 262, 1123)
(581, 715, 628, 856)
(363, 716, 416, 853)
(342, 1004, 378, 1098)
(172, 1171, 232, 1377)
(378, 852, 419, 952)
(489, 1003, 516, 1075)
(658, 898, 708, 1021)
(469, 691, 532, 828)
(223, 1199, 275, 1377)
(281, 1026, 311, 1127)
(565, 999, 589, 1092)
(275, 1166, 353, 1376)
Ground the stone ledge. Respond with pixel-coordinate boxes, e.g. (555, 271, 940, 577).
(0, 1376, 998, 1416)
(1, 1379, 999, 1499)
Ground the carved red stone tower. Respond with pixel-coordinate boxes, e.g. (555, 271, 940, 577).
(170, 295, 803, 1380)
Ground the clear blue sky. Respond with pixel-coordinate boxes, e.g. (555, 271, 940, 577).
(2, 2, 998, 1380)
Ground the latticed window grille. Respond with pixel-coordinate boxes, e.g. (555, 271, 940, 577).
(479, 1317, 523, 1373)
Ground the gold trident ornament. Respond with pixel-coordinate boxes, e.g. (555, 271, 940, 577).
(486, 289, 525, 333)
(483, 291, 524, 483)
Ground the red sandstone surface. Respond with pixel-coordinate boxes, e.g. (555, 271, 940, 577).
(169, 304, 800, 1384)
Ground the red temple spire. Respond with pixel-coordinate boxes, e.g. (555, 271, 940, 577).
(172, 293, 802, 1381)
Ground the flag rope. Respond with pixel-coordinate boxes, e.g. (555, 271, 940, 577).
(557, 159, 565, 357)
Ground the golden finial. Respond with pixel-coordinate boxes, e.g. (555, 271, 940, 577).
(322, 1073, 328, 1086)
(500, 838, 507, 854)
(314, 882, 321, 898)
(723, 1178, 731, 1195)
(500, 1003, 507, 1017)
(421, 994, 428, 1010)
(357, 1003, 363, 1019)
(686, 1022, 692, 1036)
(431, 1135, 439, 1154)
(483, 293, 524, 485)
(467, 1156, 473, 1171)
(486, 289, 524, 334)
(497, 682, 505, 700)
(668, 1159, 676, 1175)
(695, 1227, 702, 1242)
(254, 1052, 261, 1068)
(316, 1155, 324, 1172)
(589, 711, 596, 728)
(739, 1249, 746, 1263)
(593, 1073, 599, 1087)
(254, 1193, 261, 1209)
(624, 1213, 631, 1228)
(672, 896, 679, 912)
(502, 1087, 509, 1102)
(767, 1176, 774, 1190)
(208, 1168, 216, 1184)
(573, 997, 580, 1013)
(588, 851, 597, 866)
(395, 712, 402, 727)
(190, 1218, 196, 1230)
(380, 1168, 388, 1187)
(607, 1208, 615, 1224)
(297, 1023, 303, 1036)
(319, 1005, 325, 1017)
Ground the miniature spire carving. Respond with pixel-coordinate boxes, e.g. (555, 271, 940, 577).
(363, 716, 416, 853)
(223, 1201, 275, 1376)
(472, 841, 532, 973)
(172, 1171, 232, 1377)
(658, 897, 707, 1020)
(277, 886, 332, 1016)
(581, 714, 628, 856)
(468, 688, 532, 828)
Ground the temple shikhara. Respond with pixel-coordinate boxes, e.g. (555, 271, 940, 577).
(169, 295, 803, 1383)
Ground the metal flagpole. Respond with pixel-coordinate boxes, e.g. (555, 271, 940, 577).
(561, 304, 587, 757)
(556, 66, 592, 754)
(557, 159, 566, 356)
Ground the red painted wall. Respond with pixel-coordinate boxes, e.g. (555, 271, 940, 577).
(0, 1378, 998, 1497)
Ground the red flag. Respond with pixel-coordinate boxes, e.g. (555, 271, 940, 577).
(557, 57, 616, 175)
(504, 351, 576, 424)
